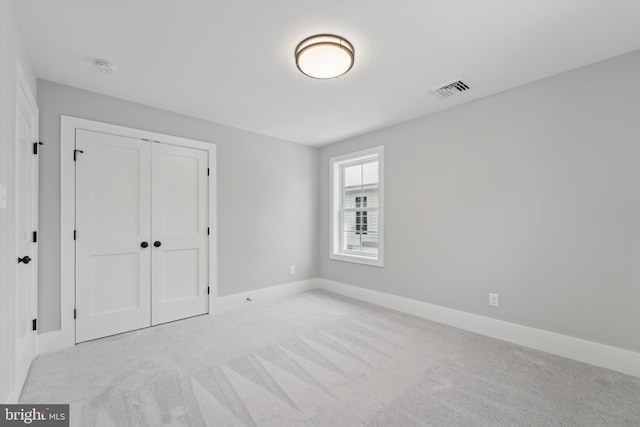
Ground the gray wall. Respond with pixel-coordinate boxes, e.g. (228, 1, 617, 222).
(37, 80, 319, 333)
(319, 51, 640, 353)
(36, 50, 640, 353)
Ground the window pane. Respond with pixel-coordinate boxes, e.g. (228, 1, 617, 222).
(359, 209, 377, 254)
(343, 231, 362, 251)
(343, 211, 357, 232)
(367, 210, 379, 233)
(362, 187, 379, 208)
(360, 231, 378, 255)
(361, 211, 367, 234)
(361, 161, 378, 208)
(363, 161, 378, 185)
(343, 210, 377, 254)
(344, 164, 362, 188)
(344, 185, 362, 209)
(343, 164, 362, 209)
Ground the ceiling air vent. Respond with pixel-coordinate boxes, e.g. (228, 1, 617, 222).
(432, 79, 472, 99)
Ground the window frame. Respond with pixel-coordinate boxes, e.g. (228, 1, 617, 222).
(329, 146, 384, 267)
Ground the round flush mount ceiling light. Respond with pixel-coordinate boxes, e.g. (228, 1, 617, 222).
(95, 60, 118, 74)
(295, 34, 354, 79)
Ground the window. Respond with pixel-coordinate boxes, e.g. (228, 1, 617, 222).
(330, 146, 384, 267)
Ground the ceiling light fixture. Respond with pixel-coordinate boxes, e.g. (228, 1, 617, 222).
(295, 34, 354, 79)
(95, 60, 118, 74)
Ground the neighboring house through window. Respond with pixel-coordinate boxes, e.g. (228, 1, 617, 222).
(330, 146, 384, 267)
(355, 196, 367, 235)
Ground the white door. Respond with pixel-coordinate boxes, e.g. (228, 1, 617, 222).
(151, 143, 209, 325)
(14, 81, 38, 393)
(75, 130, 152, 343)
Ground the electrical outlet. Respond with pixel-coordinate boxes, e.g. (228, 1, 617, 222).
(489, 293, 499, 307)
(290, 266, 295, 275)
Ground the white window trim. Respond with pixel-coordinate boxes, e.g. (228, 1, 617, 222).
(330, 146, 384, 267)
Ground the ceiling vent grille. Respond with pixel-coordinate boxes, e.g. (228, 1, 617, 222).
(432, 80, 472, 99)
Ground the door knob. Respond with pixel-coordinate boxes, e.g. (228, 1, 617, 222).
(154, 241, 162, 247)
(140, 241, 149, 248)
(18, 255, 32, 264)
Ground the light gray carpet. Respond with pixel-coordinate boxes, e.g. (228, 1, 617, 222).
(21, 290, 640, 426)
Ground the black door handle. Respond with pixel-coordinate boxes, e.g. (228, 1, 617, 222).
(18, 255, 32, 264)
(154, 241, 162, 247)
(140, 241, 149, 248)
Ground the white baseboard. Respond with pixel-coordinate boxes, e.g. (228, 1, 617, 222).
(35, 276, 640, 378)
(213, 278, 321, 314)
(37, 330, 70, 355)
(318, 278, 640, 378)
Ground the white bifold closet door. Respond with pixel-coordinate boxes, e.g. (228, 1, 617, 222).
(75, 130, 208, 343)
(151, 143, 209, 326)
(75, 130, 152, 343)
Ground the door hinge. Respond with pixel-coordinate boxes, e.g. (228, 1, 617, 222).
(32, 318, 37, 331)
(207, 286, 210, 295)
(32, 231, 37, 243)
(73, 230, 76, 240)
(73, 309, 77, 319)
(207, 227, 210, 235)
(73, 149, 84, 161)
(207, 168, 210, 176)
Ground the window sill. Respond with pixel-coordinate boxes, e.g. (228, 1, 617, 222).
(330, 252, 384, 267)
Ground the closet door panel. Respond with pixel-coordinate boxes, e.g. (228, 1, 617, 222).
(75, 130, 152, 343)
(151, 143, 208, 325)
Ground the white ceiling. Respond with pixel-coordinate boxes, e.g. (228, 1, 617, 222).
(12, 0, 640, 146)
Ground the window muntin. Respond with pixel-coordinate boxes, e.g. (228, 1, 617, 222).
(330, 146, 384, 267)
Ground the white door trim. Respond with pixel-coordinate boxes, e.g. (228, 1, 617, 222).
(40, 116, 217, 353)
